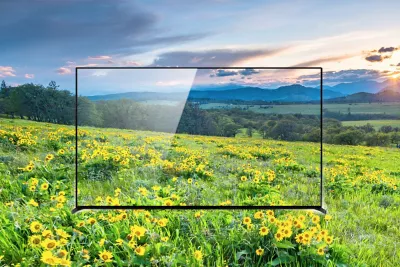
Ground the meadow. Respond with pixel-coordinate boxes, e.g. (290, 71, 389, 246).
(342, 119, 400, 129)
(200, 102, 400, 116)
(0, 118, 399, 266)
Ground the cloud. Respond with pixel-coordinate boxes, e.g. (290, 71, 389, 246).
(57, 67, 72, 75)
(291, 55, 353, 67)
(365, 54, 391, 62)
(0, 66, 16, 77)
(214, 70, 237, 77)
(0, 0, 209, 60)
(297, 69, 386, 85)
(378, 46, 398, 53)
(88, 55, 112, 60)
(24, 74, 34, 79)
(239, 68, 259, 76)
(151, 47, 288, 67)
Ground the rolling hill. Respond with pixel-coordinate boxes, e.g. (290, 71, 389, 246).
(325, 89, 400, 103)
(87, 84, 342, 102)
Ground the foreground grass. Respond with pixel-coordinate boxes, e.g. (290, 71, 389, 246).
(0, 118, 399, 266)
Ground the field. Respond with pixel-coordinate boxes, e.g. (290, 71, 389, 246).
(342, 119, 400, 129)
(200, 102, 400, 116)
(0, 118, 399, 266)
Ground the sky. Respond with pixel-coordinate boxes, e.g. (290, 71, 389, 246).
(1, 0, 400, 94)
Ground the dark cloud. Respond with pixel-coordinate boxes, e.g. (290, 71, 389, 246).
(378, 47, 398, 53)
(150, 47, 288, 67)
(365, 54, 390, 62)
(238, 68, 260, 76)
(0, 0, 208, 61)
(214, 70, 237, 77)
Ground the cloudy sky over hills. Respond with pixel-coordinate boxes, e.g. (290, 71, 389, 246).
(1, 0, 399, 92)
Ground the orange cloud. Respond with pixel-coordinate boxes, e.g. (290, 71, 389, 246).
(0, 66, 16, 77)
(88, 55, 112, 60)
(57, 67, 72, 75)
(25, 74, 34, 79)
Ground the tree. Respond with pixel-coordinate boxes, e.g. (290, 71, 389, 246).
(48, 81, 59, 90)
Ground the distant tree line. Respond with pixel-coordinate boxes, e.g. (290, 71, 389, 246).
(1, 81, 399, 147)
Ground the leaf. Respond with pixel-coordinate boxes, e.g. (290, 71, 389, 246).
(236, 250, 248, 260)
(269, 254, 296, 266)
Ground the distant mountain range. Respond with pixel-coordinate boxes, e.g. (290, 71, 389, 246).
(87, 84, 342, 102)
(325, 89, 400, 103)
(322, 79, 400, 95)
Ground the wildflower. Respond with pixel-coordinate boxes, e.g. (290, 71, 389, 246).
(131, 225, 146, 238)
(41, 238, 58, 250)
(193, 250, 203, 261)
(275, 232, 284, 241)
(187, 178, 193, 184)
(40, 183, 49, 191)
(135, 246, 146, 256)
(28, 199, 39, 207)
(194, 211, 202, 219)
(312, 215, 320, 224)
(87, 218, 96, 225)
(29, 235, 42, 247)
(76, 221, 85, 228)
(99, 238, 106, 247)
(259, 226, 269, 236)
(98, 250, 113, 263)
(240, 176, 247, 181)
(254, 211, 264, 219)
(116, 238, 124, 246)
(157, 218, 168, 227)
(42, 230, 53, 238)
(161, 236, 169, 242)
(41, 251, 59, 265)
(45, 153, 54, 162)
(256, 248, 264, 256)
(317, 246, 325, 255)
(266, 210, 274, 217)
(325, 235, 333, 245)
(243, 217, 251, 225)
(56, 229, 71, 239)
(164, 199, 173, 206)
(30, 221, 43, 233)
(324, 214, 332, 221)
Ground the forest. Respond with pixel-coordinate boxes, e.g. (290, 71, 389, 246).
(1, 81, 399, 147)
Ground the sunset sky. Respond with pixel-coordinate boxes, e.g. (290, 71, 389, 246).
(1, 0, 399, 93)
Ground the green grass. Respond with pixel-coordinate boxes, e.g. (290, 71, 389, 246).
(0, 118, 399, 266)
(201, 102, 400, 116)
(342, 119, 400, 129)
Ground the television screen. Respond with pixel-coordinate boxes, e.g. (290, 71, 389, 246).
(76, 68, 323, 209)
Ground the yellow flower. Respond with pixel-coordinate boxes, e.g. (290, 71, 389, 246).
(41, 251, 59, 265)
(317, 247, 325, 255)
(116, 238, 124, 246)
(243, 217, 251, 225)
(194, 211, 202, 219)
(324, 214, 332, 221)
(41, 238, 58, 250)
(58, 149, 65, 155)
(28, 199, 39, 207)
(28, 235, 42, 247)
(187, 178, 193, 184)
(325, 235, 333, 245)
(99, 250, 113, 263)
(56, 229, 71, 239)
(240, 176, 247, 181)
(76, 221, 85, 228)
(87, 217, 97, 225)
(40, 183, 49, 191)
(135, 246, 146, 256)
(164, 199, 173, 206)
(254, 211, 264, 219)
(256, 248, 264, 256)
(161, 236, 169, 242)
(193, 250, 203, 261)
(45, 153, 54, 162)
(30, 221, 43, 233)
(274, 232, 284, 241)
(259, 226, 269, 236)
(266, 210, 274, 217)
(157, 218, 168, 227)
(59, 258, 72, 266)
(131, 225, 146, 238)
(312, 215, 320, 224)
(99, 238, 106, 247)
(42, 229, 53, 238)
